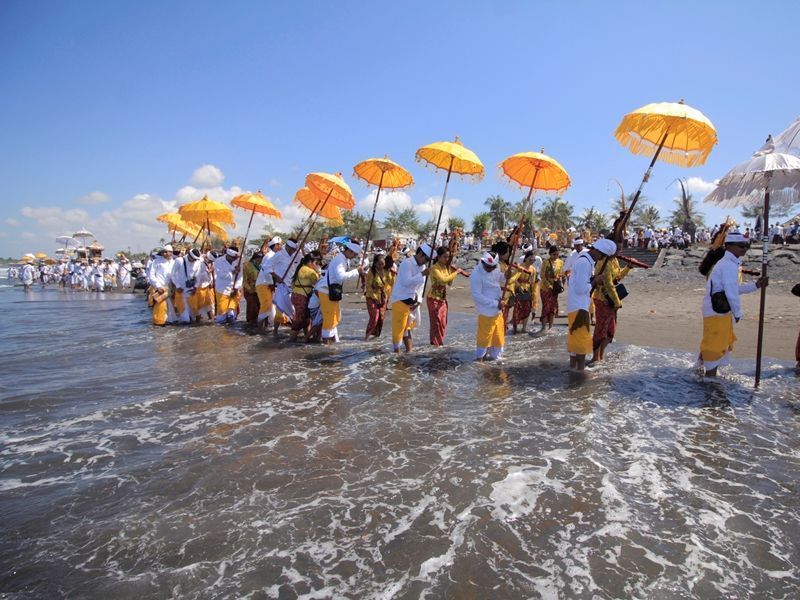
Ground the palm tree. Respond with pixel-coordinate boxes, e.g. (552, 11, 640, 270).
(668, 180, 705, 236)
(535, 197, 575, 230)
(471, 212, 492, 236)
(578, 206, 610, 233)
(484, 194, 511, 231)
(634, 204, 662, 228)
(611, 192, 644, 215)
(447, 216, 466, 232)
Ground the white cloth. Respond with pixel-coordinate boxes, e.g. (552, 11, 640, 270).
(213, 256, 243, 295)
(566, 251, 595, 313)
(389, 258, 425, 305)
(702, 251, 758, 320)
(469, 264, 504, 317)
(563, 249, 579, 274)
(266, 248, 301, 285)
(147, 256, 173, 290)
(317, 253, 359, 293)
(20, 264, 35, 285)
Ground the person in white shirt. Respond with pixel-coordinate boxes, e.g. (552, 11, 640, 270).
(20, 260, 35, 290)
(265, 238, 302, 333)
(562, 238, 584, 278)
(388, 244, 432, 353)
(213, 247, 244, 324)
(147, 245, 175, 325)
(698, 231, 767, 376)
(117, 256, 132, 289)
(470, 251, 507, 361)
(171, 248, 201, 323)
(255, 236, 282, 327)
(316, 241, 364, 344)
(566, 238, 616, 371)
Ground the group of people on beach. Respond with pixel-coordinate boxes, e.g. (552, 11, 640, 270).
(137, 231, 677, 372)
(10, 255, 135, 292)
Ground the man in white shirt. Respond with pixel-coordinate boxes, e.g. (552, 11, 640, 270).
(699, 231, 767, 376)
(255, 236, 283, 327)
(147, 245, 175, 325)
(388, 244, 431, 353)
(470, 251, 508, 361)
(171, 248, 202, 323)
(316, 240, 364, 344)
(265, 238, 302, 332)
(213, 247, 244, 324)
(562, 238, 584, 278)
(20, 260, 35, 291)
(566, 238, 616, 371)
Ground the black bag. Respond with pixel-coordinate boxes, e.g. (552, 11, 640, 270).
(327, 273, 343, 301)
(552, 280, 564, 295)
(792, 283, 800, 298)
(615, 283, 629, 301)
(710, 282, 731, 314)
(515, 291, 532, 302)
(401, 296, 419, 307)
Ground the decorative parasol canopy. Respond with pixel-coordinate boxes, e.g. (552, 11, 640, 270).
(56, 235, 80, 248)
(34, 252, 47, 259)
(353, 157, 414, 189)
(230, 191, 282, 218)
(499, 150, 571, 194)
(614, 100, 718, 167)
(294, 187, 344, 224)
(89, 240, 104, 251)
(43, 257, 57, 265)
(72, 228, 93, 238)
(771, 116, 800, 156)
(305, 172, 355, 209)
(156, 212, 183, 227)
(415, 137, 484, 179)
(704, 138, 800, 210)
(179, 195, 236, 226)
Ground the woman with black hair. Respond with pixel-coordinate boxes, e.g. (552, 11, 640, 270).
(426, 246, 468, 346)
(364, 253, 389, 340)
(289, 253, 321, 341)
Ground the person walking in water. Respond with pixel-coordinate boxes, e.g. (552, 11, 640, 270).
(470, 251, 507, 362)
(698, 230, 767, 377)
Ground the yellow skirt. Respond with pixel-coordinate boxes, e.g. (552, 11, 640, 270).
(477, 313, 504, 348)
(391, 301, 416, 345)
(256, 283, 273, 314)
(152, 298, 167, 326)
(567, 310, 592, 355)
(700, 314, 736, 365)
(318, 292, 340, 332)
(215, 292, 239, 316)
(192, 287, 214, 314)
(174, 291, 186, 317)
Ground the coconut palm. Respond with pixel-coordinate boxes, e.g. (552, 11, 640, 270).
(634, 204, 662, 228)
(447, 216, 466, 232)
(484, 194, 511, 231)
(668, 179, 705, 236)
(471, 212, 491, 236)
(535, 197, 575, 230)
(578, 206, 610, 233)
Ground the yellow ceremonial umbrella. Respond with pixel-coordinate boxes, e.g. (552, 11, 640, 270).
(43, 257, 57, 265)
(499, 149, 571, 266)
(34, 252, 47, 259)
(305, 172, 355, 210)
(613, 99, 717, 241)
(415, 136, 484, 295)
(229, 191, 282, 286)
(295, 187, 344, 225)
(353, 156, 413, 255)
(178, 195, 235, 246)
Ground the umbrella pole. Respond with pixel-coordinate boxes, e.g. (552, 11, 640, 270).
(754, 182, 770, 388)
(421, 158, 454, 298)
(232, 207, 256, 293)
(618, 130, 670, 238)
(501, 172, 538, 297)
(360, 173, 385, 290)
(279, 189, 332, 283)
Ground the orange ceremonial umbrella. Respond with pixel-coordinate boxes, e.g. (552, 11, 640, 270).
(294, 187, 344, 225)
(230, 191, 282, 284)
(353, 156, 413, 256)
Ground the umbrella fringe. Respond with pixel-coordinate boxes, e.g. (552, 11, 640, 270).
(414, 157, 485, 181)
(614, 132, 711, 168)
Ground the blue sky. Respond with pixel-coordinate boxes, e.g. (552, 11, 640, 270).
(1, 0, 798, 256)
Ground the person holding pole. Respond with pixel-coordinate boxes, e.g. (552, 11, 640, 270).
(698, 231, 768, 377)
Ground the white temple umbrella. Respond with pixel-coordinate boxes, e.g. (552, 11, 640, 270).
(56, 235, 79, 256)
(72, 229, 94, 257)
(771, 116, 800, 156)
(704, 136, 800, 387)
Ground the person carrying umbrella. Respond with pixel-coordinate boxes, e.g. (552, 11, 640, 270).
(590, 249, 632, 364)
(567, 239, 617, 371)
(698, 231, 768, 377)
(388, 244, 433, 353)
(213, 247, 244, 324)
(242, 250, 263, 325)
(315, 240, 364, 345)
(470, 252, 506, 362)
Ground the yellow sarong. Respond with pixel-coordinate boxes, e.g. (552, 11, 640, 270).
(215, 292, 239, 317)
(193, 287, 214, 315)
(391, 301, 416, 345)
(700, 314, 736, 366)
(173, 291, 186, 318)
(477, 314, 504, 349)
(256, 284, 273, 320)
(567, 310, 592, 355)
(152, 298, 167, 325)
(318, 292, 340, 334)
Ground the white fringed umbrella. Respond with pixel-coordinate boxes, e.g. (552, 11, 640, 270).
(705, 136, 800, 387)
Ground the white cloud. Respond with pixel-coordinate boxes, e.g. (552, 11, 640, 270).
(684, 176, 719, 199)
(190, 164, 225, 187)
(356, 190, 413, 213)
(20, 206, 90, 230)
(414, 196, 462, 224)
(78, 191, 110, 205)
(4, 218, 19, 226)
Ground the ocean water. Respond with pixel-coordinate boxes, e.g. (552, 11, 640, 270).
(1, 284, 799, 599)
